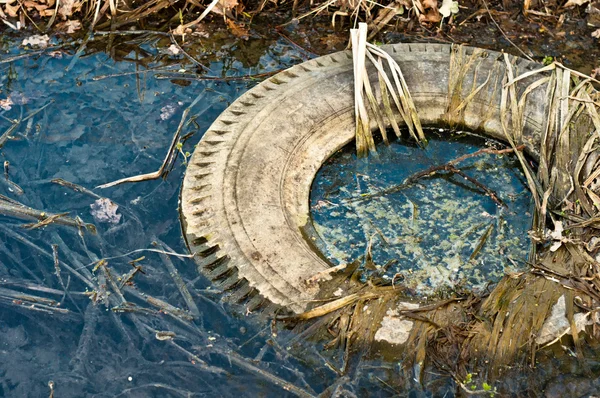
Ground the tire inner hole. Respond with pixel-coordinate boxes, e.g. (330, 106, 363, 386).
(309, 127, 534, 296)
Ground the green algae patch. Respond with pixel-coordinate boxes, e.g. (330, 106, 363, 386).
(310, 129, 532, 295)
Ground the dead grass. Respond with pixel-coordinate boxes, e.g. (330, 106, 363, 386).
(286, 31, 600, 386)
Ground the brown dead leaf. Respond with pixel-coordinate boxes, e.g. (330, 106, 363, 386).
(219, 0, 238, 11)
(212, 0, 243, 16)
(40, 8, 55, 17)
(226, 19, 249, 40)
(5, 2, 20, 18)
(320, 33, 346, 50)
(0, 98, 13, 111)
(564, 0, 590, 6)
(415, 0, 441, 24)
(22, 0, 48, 11)
(58, 0, 83, 19)
(56, 19, 81, 33)
(171, 25, 192, 36)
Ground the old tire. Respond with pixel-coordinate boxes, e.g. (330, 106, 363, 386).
(180, 43, 545, 314)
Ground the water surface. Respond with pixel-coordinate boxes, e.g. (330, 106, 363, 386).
(310, 130, 532, 294)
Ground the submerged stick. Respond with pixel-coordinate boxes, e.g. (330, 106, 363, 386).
(169, 34, 209, 71)
(0, 99, 54, 150)
(0, 197, 96, 232)
(92, 65, 182, 81)
(211, 347, 316, 398)
(51, 244, 81, 311)
(481, 0, 534, 62)
(79, 248, 194, 270)
(350, 145, 524, 204)
(51, 178, 102, 199)
(97, 90, 205, 189)
(156, 240, 201, 318)
(468, 222, 495, 262)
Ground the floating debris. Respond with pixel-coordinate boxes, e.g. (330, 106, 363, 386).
(90, 198, 121, 224)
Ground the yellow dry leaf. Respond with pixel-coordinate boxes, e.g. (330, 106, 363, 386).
(58, 0, 83, 18)
(5, 2, 20, 17)
(220, 0, 238, 9)
(416, 0, 441, 24)
(564, 0, 590, 6)
(226, 18, 249, 40)
(171, 24, 187, 36)
(56, 19, 81, 33)
(212, 0, 238, 15)
(23, 1, 49, 12)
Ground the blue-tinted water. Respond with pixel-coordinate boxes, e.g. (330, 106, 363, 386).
(310, 130, 533, 294)
(0, 30, 599, 398)
(0, 33, 343, 397)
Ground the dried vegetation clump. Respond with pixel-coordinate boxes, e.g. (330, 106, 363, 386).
(3, 0, 597, 42)
(282, 28, 600, 387)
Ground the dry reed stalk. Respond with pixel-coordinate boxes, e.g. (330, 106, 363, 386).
(350, 23, 376, 157)
(309, 39, 600, 383)
(350, 23, 425, 155)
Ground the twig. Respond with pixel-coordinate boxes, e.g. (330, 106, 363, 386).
(450, 166, 506, 207)
(468, 222, 495, 262)
(118, 261, 145, 290)
(274, 28, 320, 58)
(170, 0, 220, 34)
(0, 44, 72, 64)
(167, 340, 228, 375)
(51, 178, 102, 199)
(0, 280, 81, 296)
(349, 145, 524, 204)
(51, 244, 78, 309)
(0, 197, 96, 232)
(66, 0, 101, 72)
(154, 69, 282, 81)
(0, 225, 96, 289)
(169, 33, 209, 71)
(48, 381, 55, 398)
(92, 65, 182, 81)
(96, 90, 205, 189)
(155, 239, 201, 318)
(145, 295, 194, 321)
(481, 0, 534, 62)
(0, 99, 55, 148)
(79, 248, 194, 270)
(0, 123, 20, 148)
(114, 383, 206, 397)
(447, 144, 525, 166)
(353, 163, 506, 205)
(94, 30, 171, 36)
(211, 347, 316, 398)
(0, 287, 70, 314)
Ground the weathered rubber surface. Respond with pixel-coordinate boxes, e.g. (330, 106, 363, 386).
(180, 43, 546, 314)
